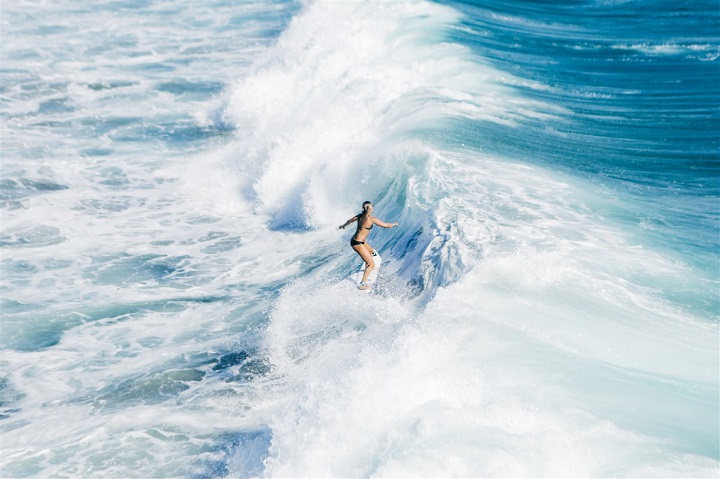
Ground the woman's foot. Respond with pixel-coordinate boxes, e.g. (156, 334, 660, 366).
(358, 281, 373, 290)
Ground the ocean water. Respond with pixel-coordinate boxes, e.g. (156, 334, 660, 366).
(1, 0, 718, 477)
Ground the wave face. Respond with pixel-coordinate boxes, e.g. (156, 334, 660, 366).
(2, 0, 718, 477)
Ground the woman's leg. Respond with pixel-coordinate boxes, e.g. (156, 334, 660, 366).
(352, 244, 375, 283)
(360, 243, 376, 283)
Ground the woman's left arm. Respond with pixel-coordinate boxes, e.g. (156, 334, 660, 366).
(339, 215, 359, 229)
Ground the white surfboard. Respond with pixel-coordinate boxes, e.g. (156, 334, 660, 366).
(355, 250, 381, 291)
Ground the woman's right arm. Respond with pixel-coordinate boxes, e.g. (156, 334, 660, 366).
(373, 218, 399, 228)
(339, 215, 359, 229)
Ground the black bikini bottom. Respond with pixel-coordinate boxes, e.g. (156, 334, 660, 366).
(350, 238, 365, 246)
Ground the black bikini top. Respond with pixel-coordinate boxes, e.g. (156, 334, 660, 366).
(359, 213, 373, 230)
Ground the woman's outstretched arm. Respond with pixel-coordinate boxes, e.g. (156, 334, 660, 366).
(373, 218, 399, 228)
(339, 215, 360, 229)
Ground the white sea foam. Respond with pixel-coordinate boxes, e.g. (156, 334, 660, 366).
(214, 0, 550, 232)
(254, 148, 719, 476)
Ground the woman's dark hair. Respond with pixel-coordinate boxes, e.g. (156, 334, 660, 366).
(360, 201, 372, 223)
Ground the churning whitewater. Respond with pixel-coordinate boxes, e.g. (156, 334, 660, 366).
(1, 0, 718, 477)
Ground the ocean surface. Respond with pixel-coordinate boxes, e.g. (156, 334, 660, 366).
(1, 0, 718, 477)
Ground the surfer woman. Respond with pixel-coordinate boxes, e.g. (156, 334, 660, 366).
(339, 201, 399, 289)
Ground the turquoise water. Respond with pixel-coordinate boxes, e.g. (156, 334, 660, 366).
(1, 0, 718, 477)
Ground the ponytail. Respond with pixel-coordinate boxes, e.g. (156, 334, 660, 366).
(360, 201, 372, 222)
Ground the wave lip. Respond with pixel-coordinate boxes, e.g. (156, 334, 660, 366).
(216, 0, 544, 233)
